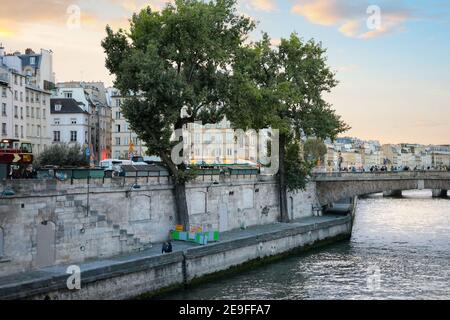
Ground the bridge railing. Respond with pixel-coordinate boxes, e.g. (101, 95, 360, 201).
(312, 170, 450, 180)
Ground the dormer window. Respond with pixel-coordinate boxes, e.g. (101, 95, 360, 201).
(55, 104, 62, 112)
(30, 57, 35, 65)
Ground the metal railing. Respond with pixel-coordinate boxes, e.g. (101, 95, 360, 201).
(312, 170, 450, 180)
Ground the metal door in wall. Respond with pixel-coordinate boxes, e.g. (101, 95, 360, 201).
(289, 196, 294, 220)
(36, 222, 56, 268)
(218, 199, 229, 232)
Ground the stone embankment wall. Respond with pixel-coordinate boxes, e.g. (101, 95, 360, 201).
(0, 175, 319, 277)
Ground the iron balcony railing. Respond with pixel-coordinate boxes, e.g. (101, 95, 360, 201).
(0, 73, 9, 84)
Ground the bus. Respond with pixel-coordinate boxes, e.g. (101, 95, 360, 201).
(0, 139, 34, 179)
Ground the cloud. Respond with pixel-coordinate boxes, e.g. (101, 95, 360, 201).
(291, 0, 411, 39)
(241, 0, 277, 12)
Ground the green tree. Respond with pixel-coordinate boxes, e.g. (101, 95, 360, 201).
(226, 33, 349, 222)
(102, 0, 254, 230)
(303, 138, 328, 164)
(36, 143, 89, 167)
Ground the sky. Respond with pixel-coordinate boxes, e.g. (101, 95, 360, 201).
(1, 0, 449, 145)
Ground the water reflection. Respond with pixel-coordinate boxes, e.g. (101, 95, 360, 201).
(156, 190, 450, 300)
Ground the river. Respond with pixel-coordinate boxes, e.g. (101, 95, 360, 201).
(156, 190, 450, 300)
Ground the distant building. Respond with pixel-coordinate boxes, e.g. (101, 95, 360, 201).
(430, 145, 450, 168)
(184, 118, 265, 165)
(108, 88, 147, 160)
(50, 98, 90, 146)
(53, 82, 112, 162)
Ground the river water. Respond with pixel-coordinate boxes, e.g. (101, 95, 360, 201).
(157, 190, 450, 300)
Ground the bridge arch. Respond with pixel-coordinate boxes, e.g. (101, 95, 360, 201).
(314, 172, 450, 206)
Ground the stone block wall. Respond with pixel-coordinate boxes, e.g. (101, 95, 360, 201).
(0, 176, 319, 277)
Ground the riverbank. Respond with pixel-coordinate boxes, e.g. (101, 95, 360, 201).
(153, 190, 450, 300)
(0, 214, 352, 300)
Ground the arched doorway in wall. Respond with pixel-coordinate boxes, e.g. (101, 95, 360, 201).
(36, 221, 56, 268)
(0, 227, 4, 258)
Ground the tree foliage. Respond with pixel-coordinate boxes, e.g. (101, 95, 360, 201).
(303, 138, 328, 163)
(285, 140, 314, 191)
(102, 0, 254, 229)
(36, 144, 89, 168)
(226, 32, 350, 221)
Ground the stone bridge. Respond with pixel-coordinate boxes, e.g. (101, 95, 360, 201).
(312, 171, 450, 206)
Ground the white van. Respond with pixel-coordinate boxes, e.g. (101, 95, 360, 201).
(100, 159, 128, 171)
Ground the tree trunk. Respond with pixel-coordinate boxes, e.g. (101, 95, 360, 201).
(279, 133, 290, 223)
(159, 152, 190, 231)
(174, 182, 190, 231)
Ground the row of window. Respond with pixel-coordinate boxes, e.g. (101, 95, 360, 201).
(193, 148, 235, 157)
(114, 137, 139, 146)
(1, 123, 45, 138)
(1, 103, 47, 119)
(1, 84, 48, 104)
(53, 130, 87, 143)
(115, 124, 130, 133)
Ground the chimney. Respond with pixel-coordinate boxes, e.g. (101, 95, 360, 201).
(25, 48, 35, 55)
(0, 43, 4, 57)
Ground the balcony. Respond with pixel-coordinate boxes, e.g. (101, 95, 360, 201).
(0, 73, 9, 85)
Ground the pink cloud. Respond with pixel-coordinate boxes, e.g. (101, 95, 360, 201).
(291, 0, 411, 39)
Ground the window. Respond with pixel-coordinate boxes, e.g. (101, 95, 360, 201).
(116, 125, 121, 133)
(30, 93, 34, 103)
(71, 118, 77, 124)
(14, 106, 18, 118)
(53, 131, 60, 142)
(36, 94, 40, 103)
(14, 125, 18, 138)
(115, 137, 120, 146)
(1, 87, 6, 98)
(2, 123, 6, 136)
(20, 107, 23, 119)
(14, 75, 18, 85)
(26, 106, 30, 117)
(30, 57, 36, 65)
(37, 125, 41, 137)
(115, 112, 121, 119)
(31, 107, 35, 118)
(1, 103, 6, 116)
(42, 109, 46, 119)
(14, 90, 18, 101)
(36, 108, 40, 119)
(20, 92, 23, 102)
(70, 131, 77, 142)
(20, 126, 23, 138)
(54, 118, 60, 125)
(54, 104, 62, 112)
(64, 91, 72, 98)
(26, 92, 29, 102)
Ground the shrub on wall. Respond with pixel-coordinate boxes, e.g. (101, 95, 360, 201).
(36, 143, 89, 168)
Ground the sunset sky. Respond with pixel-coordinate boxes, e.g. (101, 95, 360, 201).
(1, 0, 449, 145)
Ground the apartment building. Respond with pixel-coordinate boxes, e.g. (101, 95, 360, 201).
(0, 46, 54, 155)
(108, 88, 146, 159)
